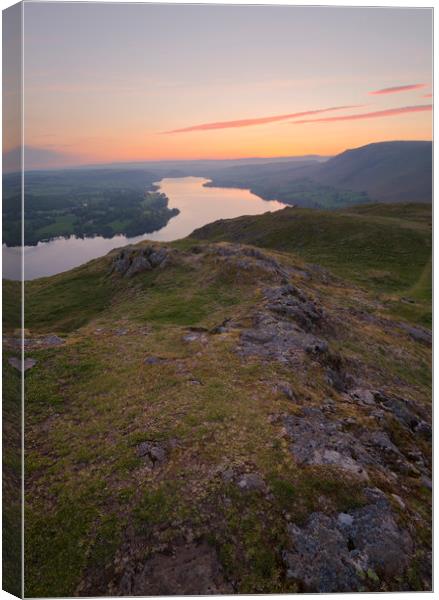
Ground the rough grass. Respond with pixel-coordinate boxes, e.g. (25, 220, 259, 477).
(24, 258, 114, 333)
(191, 203, 431, 325)
(22, 238, 431, 595)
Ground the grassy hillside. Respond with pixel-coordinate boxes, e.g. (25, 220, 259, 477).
(8, 213, 431, 594)
(206, 141, 432, 207)
(191, 203, 432, 326)
(314, 141, 432, 203)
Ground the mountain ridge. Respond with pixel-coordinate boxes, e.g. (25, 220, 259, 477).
(205, 141, 432, 207)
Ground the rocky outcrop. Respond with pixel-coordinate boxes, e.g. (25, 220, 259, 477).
(283, 404, 429, 481)
(136, 439, 178, 469)
(283, 488, 413, 592)
(8, 357, 37, 373)
(237, 281, 330, 366)
(111, 245, 169, 277)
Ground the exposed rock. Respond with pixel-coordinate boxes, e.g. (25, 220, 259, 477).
(283, 488, 413, 592)
(125, 254, 153, 278)
(391, 494, 406, 510)
(5, 334, 65, 350)
(220, 468, 235, 483)
(275, 382, 296, 401)
(114, 328, 128, 336)
(144, 356, 169, 365)
(264, 284, 325, 333)
(337, 512, 354, 527)
(361, 430, 400, 454)
(238, 312, 327, 366)
(183, 332, 208, 343)
(420, 476, 432, 490)
(137, 441, 168, 468)
(43, 335, 64, 346)
(398, 323, 431, 345)
(111, 245, 169, 277)
(374, 391, 431, 439)
(350, 388, 376, 406)
(283, 407, 370, 480)
(236, 472, 266, 492)
(117, 541, 232, 595)
(8, 357, 37, 372)
(211, 318, 233, 334)
(285, 407, 425, 482)
(148, 247, 169, 268)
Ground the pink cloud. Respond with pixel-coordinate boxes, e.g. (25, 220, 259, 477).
(423, 93, 432, 98)
(163, 105, 363, 134)
(292, 104, 432, 125)
(369, 83, 427, 95)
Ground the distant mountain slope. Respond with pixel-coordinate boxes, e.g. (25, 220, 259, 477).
(206, 141, 432, 207)
(313, 141, 432, 203)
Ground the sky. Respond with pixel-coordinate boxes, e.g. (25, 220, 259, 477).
(17, 3, 433, 167)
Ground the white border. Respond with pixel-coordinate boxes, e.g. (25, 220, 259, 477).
(0, 2, 435, 600)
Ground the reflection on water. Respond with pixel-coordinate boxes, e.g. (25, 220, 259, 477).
(3, 177, 286, 280)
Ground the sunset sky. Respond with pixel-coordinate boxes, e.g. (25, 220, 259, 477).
(20, 3, 432, 168)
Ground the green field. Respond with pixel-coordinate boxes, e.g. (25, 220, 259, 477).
(2, 169, 179, 246)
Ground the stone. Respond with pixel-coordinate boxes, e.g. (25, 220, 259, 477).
(211, 319, 232, 334)
(42, 335, 64, 346)
(374, 392, 430, 439)
(137, 441, 168, 468)
(148, 248, 168, 267)
(391, 494, 406, 510)
(398, 323, 431, 345)
(144, 356, 167, 365)
(420, 476, 432, 490)
(221, 469, 235, 483)
(362, 430, 399, 454)
(413, 420, 432, 440)
(125, 255, 152, 278)
(337, 512, 354, 527)
(283, 408, 370, 480)
(111, 246, 169, 277)
(8, 357, 37, 372)
(117, 541, 232, 595)
(276, 382, 296, 401)
(306, 339, 329, 354)
(239, 311, 328, 366)
(283, 488, 413, 592)
(350, 389, 376, 406)
(183, 332, 207, 343)
(236, 472, 266, 492)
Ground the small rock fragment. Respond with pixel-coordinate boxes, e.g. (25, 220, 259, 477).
(8, 357, 37, 372)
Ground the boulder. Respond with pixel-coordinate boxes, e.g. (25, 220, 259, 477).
(283, 488, 413, 592)
(137, 441, 168, 468)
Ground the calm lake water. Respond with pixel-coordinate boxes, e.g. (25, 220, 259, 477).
(3, 177, 286, 280)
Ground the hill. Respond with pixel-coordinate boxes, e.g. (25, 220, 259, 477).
(3, 203, 432, 594)
(206, 141, 432, 207)
(191, 202, 432, 326)
(313, 141, 432, 203)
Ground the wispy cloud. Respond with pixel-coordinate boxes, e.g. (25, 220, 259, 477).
(163, 105, 363, 134)
(369, 83, 426, 95)
(423, 93, 432, 98)
(292, 104, 432, 125)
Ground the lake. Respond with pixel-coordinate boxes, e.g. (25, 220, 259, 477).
(3, 177, 286, 280)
